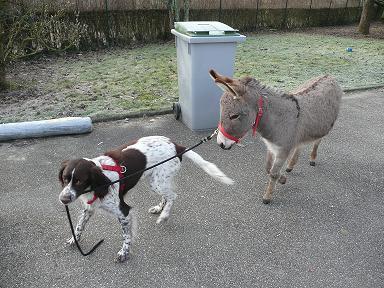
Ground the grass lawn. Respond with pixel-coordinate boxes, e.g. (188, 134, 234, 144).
(1, 29, 383, 123)
(236, 33, 384, 90)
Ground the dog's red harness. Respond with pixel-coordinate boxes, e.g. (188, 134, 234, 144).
(87, 158, 126, 205)
(218, 96, 264, 143)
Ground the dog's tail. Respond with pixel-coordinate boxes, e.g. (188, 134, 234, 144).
(183, 150, 234, 185)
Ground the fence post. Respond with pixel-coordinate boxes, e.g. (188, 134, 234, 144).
(344, 0, 349, 23)
(255, 0, 259, 28)
(282, 0, 289, 28)
(307, 0, 313, 26)
(219, 0, 222, 22)
(104, 0, 110, 46)
(326, 0, 332, 24)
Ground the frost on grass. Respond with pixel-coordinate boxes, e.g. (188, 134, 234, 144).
(1, 28, 383, 123)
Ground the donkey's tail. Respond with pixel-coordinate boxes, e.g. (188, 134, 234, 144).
(183, 150, 234, 185)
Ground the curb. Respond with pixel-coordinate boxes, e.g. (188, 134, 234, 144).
(343, 84, 384, 93)
(91, 84, 384, 123)
(91, 107, 173, 123)
(1, 84, 383, 141)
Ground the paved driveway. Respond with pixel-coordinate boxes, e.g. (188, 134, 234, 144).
(1, 88, 383, 288)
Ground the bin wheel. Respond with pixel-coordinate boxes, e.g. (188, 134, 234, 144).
(173, 102, 181, 120)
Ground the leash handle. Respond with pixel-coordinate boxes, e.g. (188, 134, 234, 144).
(65, 205, 104, 256)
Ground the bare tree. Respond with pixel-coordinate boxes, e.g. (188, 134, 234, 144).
(168, 0, 190, 29)
(167, 0, 179, 28)
(0, 0, 9, 91)
(184, 0, 190, 21)
(358, 0, 375, 34)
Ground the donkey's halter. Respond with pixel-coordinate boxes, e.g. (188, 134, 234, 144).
(252, 96, 264, 136)
(218, 96, 264, 143)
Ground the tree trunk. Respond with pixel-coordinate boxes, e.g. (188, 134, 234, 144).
(0, 0, 9, 91)
(168, 0, 183, 30)
(0, 33, 7, 91)
(358, 0, 374, 34)
(167, 0, 174, 30)
(184, 0, 190, 21)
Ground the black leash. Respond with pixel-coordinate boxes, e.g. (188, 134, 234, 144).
(65, 205, 104, 256)
(65, 129, 218, 256)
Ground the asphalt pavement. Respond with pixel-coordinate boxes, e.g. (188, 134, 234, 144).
(1, 88, 383, 288)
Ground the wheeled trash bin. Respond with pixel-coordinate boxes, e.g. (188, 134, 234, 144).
(171, 21, 246, 131)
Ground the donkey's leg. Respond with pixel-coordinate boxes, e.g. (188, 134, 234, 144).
(265, 150, 273, 174)
(266, 150, 286, 184)
(286, 147, 301, 172)
(263, 151, 289, 204)
(310, 139, 322, 166)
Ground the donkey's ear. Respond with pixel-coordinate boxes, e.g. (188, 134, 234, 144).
(90, 166, 112, 198)
(209, 69, 239, 97)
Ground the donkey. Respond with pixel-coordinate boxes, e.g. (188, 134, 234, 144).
(209, 69, 343, 204)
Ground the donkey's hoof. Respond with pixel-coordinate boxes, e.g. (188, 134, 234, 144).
(286, 168, 293, 173)
(262, 198, 271, 204)
(278, 175, 287, 184)
(310, 161, 316, 166)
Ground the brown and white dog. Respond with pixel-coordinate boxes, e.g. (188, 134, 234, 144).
(59, 136, 233, 262)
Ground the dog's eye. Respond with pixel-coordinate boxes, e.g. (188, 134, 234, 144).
(229, 114, 240, 120)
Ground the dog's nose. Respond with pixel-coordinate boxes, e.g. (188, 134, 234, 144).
(59, 194, 71, 205)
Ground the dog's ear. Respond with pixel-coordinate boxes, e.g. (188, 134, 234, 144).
(90, 166, 112, 198)
(59, 160, 69, 186)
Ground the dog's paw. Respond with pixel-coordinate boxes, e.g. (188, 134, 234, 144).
(148, 205, 162, 214)
(156, 216, 169, 224)
(66, 237, 76, 246)
(116, 251, 130, 263)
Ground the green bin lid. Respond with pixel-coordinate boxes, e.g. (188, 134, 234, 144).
(174, 21, 239, 37)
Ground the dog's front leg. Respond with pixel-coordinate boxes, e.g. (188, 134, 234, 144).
(101, 195, 134, 262)
(66, 207, 95, 245)
(116, 213, 133, 262)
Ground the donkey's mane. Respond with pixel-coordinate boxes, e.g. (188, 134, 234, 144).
(289, 75, 329, 96)
(245, 77, 292, 100)
(244, 77, 300, 117)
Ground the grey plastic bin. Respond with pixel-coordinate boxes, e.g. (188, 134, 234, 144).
(171, 21, 246, 131)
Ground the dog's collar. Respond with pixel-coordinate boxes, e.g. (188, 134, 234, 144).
(87, 157, 126, 205)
